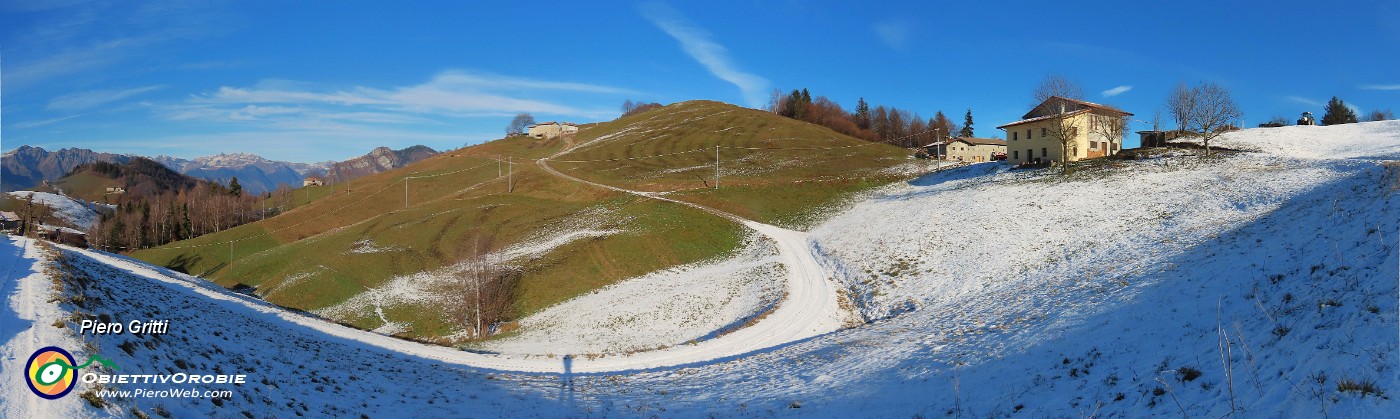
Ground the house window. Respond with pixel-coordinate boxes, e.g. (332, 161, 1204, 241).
(1090, 141, 1098, 150)
(1013, 150, 1019, 159)
(1027, 129, 1032, 139)
(1012, 131, 1018, 141)
(1041, 127, 1048, 137)
(1042, 148, 1048, 158)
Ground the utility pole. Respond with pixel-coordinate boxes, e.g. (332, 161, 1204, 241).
(507, 156, 513, 193)
(404, 177, 409, 208)
(497, 156, 502, 178)
(935, 128, 942, 172)
(229, 241, 233, 269)
(714, 145, 719, 190)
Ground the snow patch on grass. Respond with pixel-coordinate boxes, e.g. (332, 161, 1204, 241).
(478, 233, 784, 355)
(7, 191, 108, 230)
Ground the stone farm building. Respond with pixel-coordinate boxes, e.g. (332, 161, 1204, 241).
(996, 96, 1132, 166)
(303, 177, 324, 187)
(528, 122, 579, 139)
(924, 137, 1008, 162)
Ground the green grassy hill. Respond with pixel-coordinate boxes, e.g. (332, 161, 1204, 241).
(132, 100, 922, 343)
(550, 100, 916, 228)
(50, 172, 123, 202)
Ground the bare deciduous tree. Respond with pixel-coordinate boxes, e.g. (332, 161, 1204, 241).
(455, 243, 517, 340)
(766, 88, 785, 114)
(1090, 111, 1129, 157)
(1183, 82, 1243, 155)
(1032, 73, 1085, 105)
(505, 113, 535, 136)
(1367, 109, 1395, 122)
(1166, 82, 1195, 134)
(1031, 74, 1087, 173)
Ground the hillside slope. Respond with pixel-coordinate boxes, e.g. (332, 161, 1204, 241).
(129, 101, 919, 347)
(785, 121, 1399, 416)
(548, 100, 922, 228)
(0, 120, 1393, 417)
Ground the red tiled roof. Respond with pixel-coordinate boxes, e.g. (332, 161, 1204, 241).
(1018, 96, 1132, 120)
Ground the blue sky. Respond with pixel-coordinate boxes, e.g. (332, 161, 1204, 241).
(3, 0, 1398, 163)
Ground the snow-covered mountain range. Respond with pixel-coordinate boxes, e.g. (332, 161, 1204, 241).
(1, 145, 434, 195)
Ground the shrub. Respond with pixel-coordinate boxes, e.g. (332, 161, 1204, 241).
(79, 390, 106, 408)
(1177, 366, 1202, 382)
(1337, 377, 1382, 397)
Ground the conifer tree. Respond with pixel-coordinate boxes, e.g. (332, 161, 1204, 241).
(1321, 96, 1358, 125)
(961, 109, 975, 137)
(229, 177, 242, 197)
(854, 98, 871, 130)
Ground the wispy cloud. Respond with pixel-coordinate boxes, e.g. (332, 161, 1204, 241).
(640, 2, 769, 108)
(873, 20, 912, 50)
(173, 70, 623, 124)
(1101, 85, 1133, 97)
(47, 85, 164, 111)
(1287, 96, 1323, 107)
(3, 2, 230, 90)
(12, 114, 90, 129)
(1358, 84, 1400, 91)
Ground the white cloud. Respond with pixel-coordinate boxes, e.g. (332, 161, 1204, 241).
(12, 114, 90, 129)
(47, 85, 164, 110)
(1358, 84, 1400, 91)
(1101, 85, 1133, 97)
(640, 3, 770, 108)
(1286, 96, 1323, 107)
(4, 2, 228, 90)
(174, 71, 623, 125)
(873, 20, 912, 50)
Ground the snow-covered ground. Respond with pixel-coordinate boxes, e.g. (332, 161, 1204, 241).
(479, 234, 785, 355)
(0, 121, 1395, 416)
(6, 191, 109, 230)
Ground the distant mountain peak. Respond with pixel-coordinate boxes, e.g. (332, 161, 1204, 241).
(325, 145, 437, 184)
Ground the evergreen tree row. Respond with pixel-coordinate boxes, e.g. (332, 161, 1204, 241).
(767, 88, 975, 148)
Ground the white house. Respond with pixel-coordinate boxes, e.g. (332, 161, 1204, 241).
(527, 122, 579, 139)
(924, 137, 1008, 162)
(996, 96, 1132, 166)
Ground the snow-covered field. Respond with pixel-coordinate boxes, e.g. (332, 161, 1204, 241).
(480, 233, 786, 355)
(0, 121, 1395, 417)
(6, 191, 109, 230)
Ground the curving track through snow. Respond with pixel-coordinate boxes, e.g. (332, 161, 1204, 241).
(6, 145, 849, 375)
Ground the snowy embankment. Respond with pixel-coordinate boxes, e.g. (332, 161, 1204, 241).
(6, 191, 109, 230)
(0, 236, 568, 417)
(784, 121, 1400, 416)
